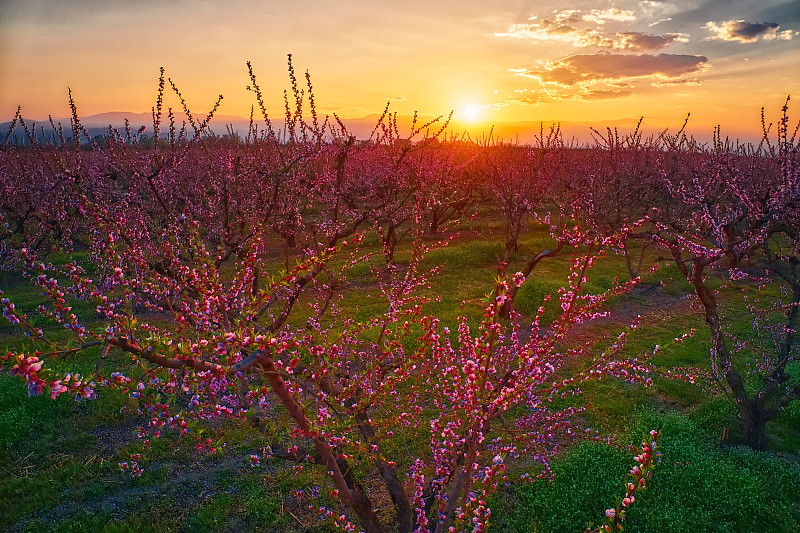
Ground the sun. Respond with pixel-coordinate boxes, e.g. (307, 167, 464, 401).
(463, 104, 480, 122)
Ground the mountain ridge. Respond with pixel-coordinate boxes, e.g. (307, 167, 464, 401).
(0, 111, 754, 146)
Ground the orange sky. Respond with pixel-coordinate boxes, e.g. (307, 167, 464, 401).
(1, 0, 797, 141)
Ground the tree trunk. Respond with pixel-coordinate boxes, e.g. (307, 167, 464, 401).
(622, 241, 636, 280)
(741, 406, 769, 451)
(505, 219, 521, 262)
(256, 352, 385, 532)
(355, 410, 412, 532)
(684, 254, 772, 452)
(429, 212, 439, 235)
(498, 244, 564, 319)
(383, 224, 398, 264)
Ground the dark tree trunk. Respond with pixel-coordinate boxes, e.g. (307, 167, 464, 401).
(498, 244, 564, 319)
(742, 406, 769, 451)
(505, 219, 521, 262)
(429, 213, 439, 235)
(383, 223, 398, 263)
(256, 352, 385, 533)
(355, 410, 412, 532)
(675, 250, 778, 452)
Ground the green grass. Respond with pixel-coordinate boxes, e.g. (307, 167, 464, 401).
(1, 216, 799, 532)
(491, 409, 800, 533)
(420, 239, 504, 270)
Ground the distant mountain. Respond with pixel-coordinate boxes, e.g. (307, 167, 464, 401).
(1, 110, 751, 146)
(0, 110, 254, 143)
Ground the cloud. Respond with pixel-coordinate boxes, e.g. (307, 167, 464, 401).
(497, 20, 687, 52)
(496, 20, 613, 47)
(496, 7, 687, 52)
(540, 8, 637, 25)
(489, 90, 563, 108)
(639, 1, 678, 16)
(638, 1, 680, 28)
(492, 83, 634, 106)
(553, 10, 582, 24)
(647, 18, 672, 27)
(498, 94, 550, 106)
(581, 87, 634, 99)
(652, 78, 702, 87)
(582, 8, 637, 25)
(705, 20, 793, 42)
(617, 32, 688, 51)
(517, 53, 708, 86)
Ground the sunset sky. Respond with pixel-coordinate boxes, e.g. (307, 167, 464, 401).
(1, 0, 797, 140)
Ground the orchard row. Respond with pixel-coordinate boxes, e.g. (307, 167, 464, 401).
(0, 63, 797, 532)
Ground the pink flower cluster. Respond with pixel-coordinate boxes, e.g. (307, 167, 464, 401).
(588, 427, 662, 532)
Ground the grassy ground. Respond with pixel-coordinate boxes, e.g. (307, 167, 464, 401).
(1, 215, 799, 532)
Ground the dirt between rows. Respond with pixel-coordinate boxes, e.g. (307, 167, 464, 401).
(564, 282, 697, 346)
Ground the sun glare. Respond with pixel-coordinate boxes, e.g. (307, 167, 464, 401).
(463, 104, 480, 122)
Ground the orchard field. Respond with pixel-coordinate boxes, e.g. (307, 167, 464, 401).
(1, 64, 799, 532)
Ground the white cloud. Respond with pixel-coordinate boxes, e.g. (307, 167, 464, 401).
(496, 20, 687, 52)
(582, 8, 636, 25)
